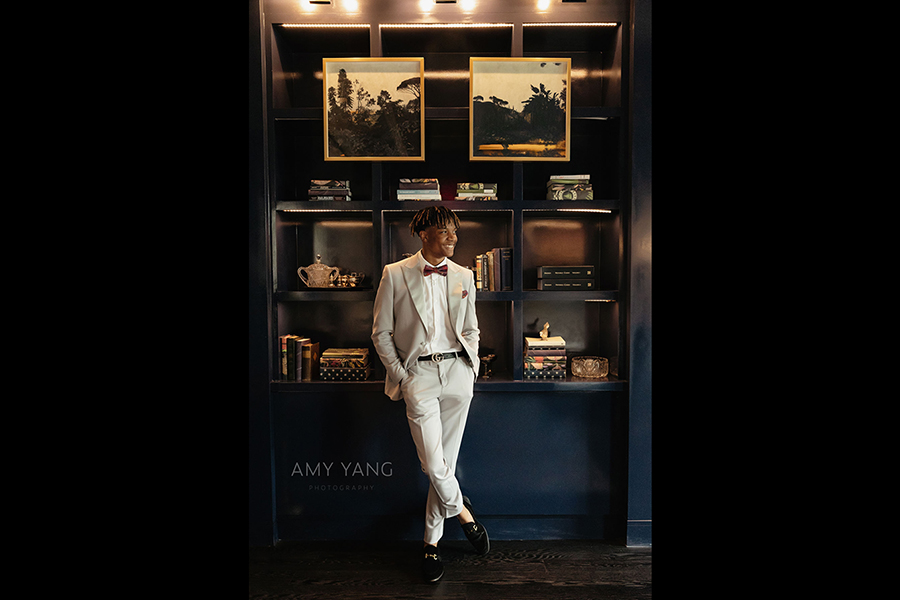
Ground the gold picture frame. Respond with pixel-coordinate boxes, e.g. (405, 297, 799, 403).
(469, 57, 571, 161)
(323, 58, 426, 161)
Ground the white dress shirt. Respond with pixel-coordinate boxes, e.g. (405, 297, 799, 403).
(418, 253, 463, 356)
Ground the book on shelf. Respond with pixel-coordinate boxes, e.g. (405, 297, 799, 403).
(547, 188, 593, 201)
(474, 247, 512, 291)
(546, 174, 593, 200)
(537, 265, 595, 290)
(524, 358, 567, 371)
(398, 178, 439, 190)
(455, 183, 498, 201)
(279, 334, 297, 380)
(524, 335, 567, 378)
(456, 195, 498, 201)
(301, 341, 320, 382)
(458, 182, 496, 192)
(398, 191, 442, 201)
(537, 279, 595, 290)
(524, 355, 567, 367)
(549, 174, 590, 184)
(537, 265, 595, 278)
(309, 189, 351, 197)
(524, 335, 566, 350)
(279, 335, 318, 381)
(526, 347, 569, 356)
(524, 358, 567, 378)
(309, 179, 352, 201)
(398, 178, 441, 200)
(311, 179, 351, 189)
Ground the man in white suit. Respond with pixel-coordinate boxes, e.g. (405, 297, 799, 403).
(372, 206, 489, 582)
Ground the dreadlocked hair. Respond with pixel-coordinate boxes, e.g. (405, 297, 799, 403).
(409, 206, 461, 236)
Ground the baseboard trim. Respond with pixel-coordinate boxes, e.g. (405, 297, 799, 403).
(274, 515, 621, 543)
(626, 520, 651, 547)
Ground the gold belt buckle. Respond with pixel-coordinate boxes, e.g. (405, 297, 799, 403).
(431, 352, 444, 363)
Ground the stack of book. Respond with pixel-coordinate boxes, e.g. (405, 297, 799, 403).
(546, 174, 593, 200)
(319, 348, 372, 381)
(308, 179, 352, 201)
(455, 183, 498, 201)
(279, 335, 320, 381)
(537, 265, 596, 290)
(474, 247, 512, 291)
(524, 335, 567, 379)
(397, 178, 441, 201)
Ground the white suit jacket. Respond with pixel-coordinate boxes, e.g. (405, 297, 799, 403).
(372, 251, 480, 401)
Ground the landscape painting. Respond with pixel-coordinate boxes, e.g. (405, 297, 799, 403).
(469, 58, 571, 161)
(323, 58, 425, 161)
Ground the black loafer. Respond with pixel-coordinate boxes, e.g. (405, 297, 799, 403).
(461, 496, 490, 555)
(423, 544, 443, 583)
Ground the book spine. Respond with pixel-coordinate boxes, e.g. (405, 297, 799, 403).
(474, 255, 483, 290)
(526, 348, 568, 357)
(457, 183, 497, 192)
(488, 250, 496, 291)
(399, 182, 439, 190)
(302, 342, 319, 381)
(280, 335, 289, 380)
(397, 193, 442, 200)
(547, 182, 591, 189)
(308, 189, 351, 195)
(500, 248, 512, 291)
(295, 339, 307, 381)
(399, 178, 438, 184)
(525, 358, 567, 366)
(286, 336, 296, 381)
(538, 266, 595, 278)
(547, 189, 594, 200)
(310, 180, 350, 188)
(524, 344, 566, 352)
(549, 174, 590, 182)
(537, 279, 595, 290)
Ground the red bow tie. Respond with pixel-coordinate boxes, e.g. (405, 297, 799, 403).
(424, 264, 448, 277)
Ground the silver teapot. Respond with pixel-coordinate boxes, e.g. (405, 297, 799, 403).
(298, 254, 339, 288)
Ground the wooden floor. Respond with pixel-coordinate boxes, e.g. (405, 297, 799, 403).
(249, 540, 651, 599)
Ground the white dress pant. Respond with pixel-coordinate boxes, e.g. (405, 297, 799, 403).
(401, 356, 474, 545)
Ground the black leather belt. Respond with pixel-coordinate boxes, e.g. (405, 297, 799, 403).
(418, 351, 463, 363)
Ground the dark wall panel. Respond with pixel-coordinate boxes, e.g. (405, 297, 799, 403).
(271, 390, 625, 541)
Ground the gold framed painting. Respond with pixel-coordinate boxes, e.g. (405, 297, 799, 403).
(323, 58, 425, 161)
(469, 57, 571, 161)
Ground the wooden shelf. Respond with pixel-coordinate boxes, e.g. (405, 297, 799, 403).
(276, 290, 375, 302)
(276, 200, 619, 211)
(275, 289, 616, 302)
